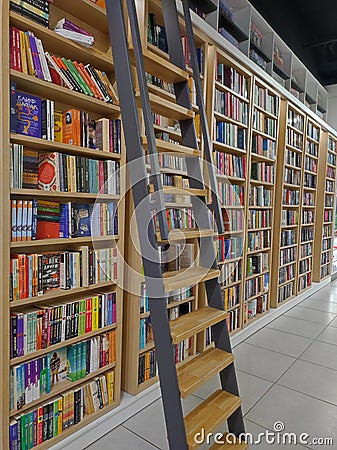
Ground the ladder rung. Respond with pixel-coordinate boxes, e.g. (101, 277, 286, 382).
(142, 137, 200, 157)
(157, 228, 215, 242)
(136, 92, 195, 120)
(177, 348, 234, 398)
(169, 305, 225, 343)
(163, 186, 206, 196)
(163, 268, 220, 292)
(185, 390, 242, 449)
(209, 434, 248, 449)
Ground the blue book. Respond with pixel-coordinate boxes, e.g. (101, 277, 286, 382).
(67, 344, 77, 382)
(9, 420, 18, 450)
(10, 82, 17, 134)
(81, 341, 87, 379)
(31, 199, 38, 241)
(16, 92, 42, 139)
(60, 203, 69, 238)
(72, 204, 91, 237)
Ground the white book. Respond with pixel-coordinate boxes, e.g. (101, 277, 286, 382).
(35, 38, 52, 82)
(44, 52, 74, 90)
(54, 29, 94, 47)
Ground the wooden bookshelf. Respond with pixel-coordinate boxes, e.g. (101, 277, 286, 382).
(206, 45, 253, 335)
(243, 77, 280, 325)
(313, 133, 337, 281)
(2, 1, 126, 448)
(271, 101, 306, 307)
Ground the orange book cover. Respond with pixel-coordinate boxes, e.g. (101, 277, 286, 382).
(62, 109, 80, 146)
(79, 63, 102, 100)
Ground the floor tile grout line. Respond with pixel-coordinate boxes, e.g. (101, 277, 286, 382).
(239, 340, 312, 360)
(121, 424, 163, 449)
(276, 379, 337, 409)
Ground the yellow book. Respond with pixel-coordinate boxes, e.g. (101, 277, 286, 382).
(58, 396, 63, 435)
(24, 33, 35, 77)
(105, 371, 114, 404)
(54, 111, 63, 143)
(19, 31, 28, 74)
(92, 296, 99, 330)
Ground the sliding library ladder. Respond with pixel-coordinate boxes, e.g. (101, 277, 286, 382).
(106, 0, 246, 448)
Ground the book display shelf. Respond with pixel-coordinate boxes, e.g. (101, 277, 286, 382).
(206, 45, 252, 336)
(313, 134, 337, 281)
(271, 102, 306, 307)
(244, 77, 280, 324)
(2, 1, 126, 449)
(122, 0, 214, 395)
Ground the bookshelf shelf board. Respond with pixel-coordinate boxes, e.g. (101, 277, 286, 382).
(218, 256, 243, 265)
(326, 177, 335, 182)
(299, 254, 313, 262)
(219, 229, 244, 236)
(304, 168, 317, 176)
(283, 183, 301, 190)
(247, 248, 271, 255)
(273, 63, 290, 80)
(280, 243, 297, 250)
(299, 269, 312, 277)
(321, 262, 331, 267)
(327, 162, 335, 168)
(163, 267, 220, 291)
(221, 205, 244, 209)
(244, 290, 269, 303)
(10, 235, 119, 249)
(324, 206, 334, 210)
(190, 0, 217, 14)
(137, 92, 195, 121)
(218, 13, 249, 43)
(158, 228, 215, 242)
(277, 293, 296, 306)
(10, 12, 113, 72)
(250, 179, 274, 187)
(142, 137, 200, 158)
(305, 154, 318, 161)
(278, 278, 296, 288)
(147, 84, 199, 113)
(252, 129, 277, 141)
(253, 104, 278, 120)
(302, 223, 315, 227)
(216, 174, 246, 184)
(137, 377, 159, 392)
(10, 134, 121, 160)
(139, 340, 155, 355)
(302, 205, 315, 210)
(279, 260, 296, 268)
(297, 285, 312, 295)
(221, 281, 241, 290)
(10, 361, 117, 417)
(284, 163, 301, 170)
(226, 304, 241, 313)
(11, 188, 119, 201)
(282, 204, 300, 209)
(10, 70, 120, 118)
(53, 0, 108, 33)
(287, 123, 304, 134)
(167, 296, 196, 311)
(214, 111, 248, 129)
(246, 270, 269, 281)
(10, 281, 117, 309)
(322, 248, 331, 254)
(248, 206, 272, 210)
(251, 153, 276, 163)
(212, 141, 247, 156)
(250, 42, 271, 63)
(303, 186, 316, 192)
(10, 323, 117, 366)
(214, 81, 249, 103)
(163, 186, 206, 197)
(165, 201, 193, 209)
(281, 224, 298, 229)
(153, 124, 182, 141)
(247, 227, 271, 233)
(286, 143, 302, 153)
(245, 310, 269, 326)
(291, 79, 304, 94)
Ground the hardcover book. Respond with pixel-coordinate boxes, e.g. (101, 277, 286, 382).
(16, 92, 42, 138)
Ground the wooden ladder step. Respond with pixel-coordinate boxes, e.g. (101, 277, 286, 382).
(142, 137, 200, 157)
(177, 348, 234, 398)
(157, 228, 215, 242)
(163, 267, 220, 292)
(169, 305, 226, 344)
(136, 92, 194, 120)
(209, 433, 248, 449)
(185, 390, 242, 449)
(163, 186, 207, 197)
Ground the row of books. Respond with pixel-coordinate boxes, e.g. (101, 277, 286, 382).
(304, 155, 318, 173)
(303, 173, 316, 189)
(10, 247, 118, 301)
(11, 331, 116, 411)
(11, 293, 117, 358)
(214, 152, 246, 178)
(280, 229, 296, 247)
(278, 281, 295, 303)
(321, 252, 331, 265)
(284, 168, 301, 185)
(322, 238, 332, 251)
(245, 273, 269, 300)
(138, 350, 157, 385)
(279, 264, 295, 284)
(281, 210, 298, 226)
(214, 90, 249, 125)
(302, 210, 314, 224)
(9, 370, 115, 450)
(219, 261, 241, 286)
(11, 200, 118, 242)
(306, 142, 318, 158)
(323, 225, 332, 238)
(216, 62, 249, 99)
(11, 147, 120, 194)
(249, 50, 267, 72)
(287, 110, 304, 132)
(248, 210, 271, 229)
(10, 0, 50, 28)
(222, 209, 244, 232)
(139, 317, 152, 350)
(247, 230, 271, 252)
(10, 28, 118, 104)
(254, 86, 279, 116)
(249, 186, 272, 207)
(307, 122, 319, 141)
(159, 243, 194, 273)
(219, 27, 239, 49)
(325, 194, 334, 207)
(247, 253, 269, 276)
(251, 135, 276, 160)
(215, 122, 246, 150)
(153, 208, 195, 233)
(321, 265, 330, 278)
(253, 111, 277, 138)
(147, 153, 186, 173)
(52, 18, 95, 49)
(216, 236, 243, 261)
(324, 210, 333, 222)
(226, 308, 240, 333)
(300, 243, 312, 259)
(251, 162, 274, 183)
(328, 137, 336, 152)
(303, 192, 315, 206)
(140, 284, 193, 314)
(283, 189, 300, 206)
(160, 174, 190, 204)
(287, 129, 303, 150)
(168, 301, 193, 321)
(218, 183, 244, 206)
(223, 285, 240, 310)
(301, 227, 314, 242)
(245, 294, 268, 320)
(327, 151, 336, 166)
(285, 148, 301, 168)
(299, 258, 312, 274)
(280, 247, 296, 265)
(326, 180, 335, 192)
(326, 166, 335, 179)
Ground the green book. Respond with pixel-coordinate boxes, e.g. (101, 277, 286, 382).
(53, 399, 59, 437)
(78, 300, 86, 335)
(20, 414, 28, 450)
(81, 341, 87, 379)
(67, 344, 77, 382)
(64, 58, 93, 97)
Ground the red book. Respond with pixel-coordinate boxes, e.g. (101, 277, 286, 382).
(49, 67, 62, 86)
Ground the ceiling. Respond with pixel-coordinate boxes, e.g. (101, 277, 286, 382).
(249, 0, 337, 86)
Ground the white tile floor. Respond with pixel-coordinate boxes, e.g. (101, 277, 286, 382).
(85, 280, 337, 449)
